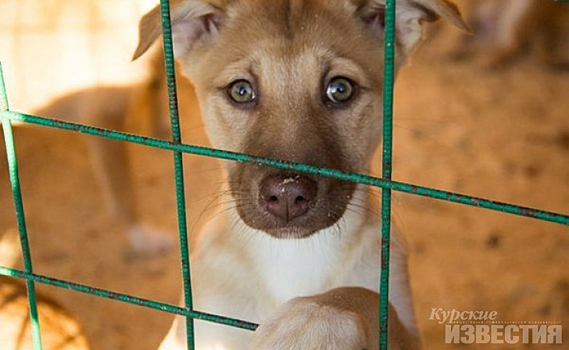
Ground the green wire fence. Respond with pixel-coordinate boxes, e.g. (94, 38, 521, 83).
(1, 1, 569, 350)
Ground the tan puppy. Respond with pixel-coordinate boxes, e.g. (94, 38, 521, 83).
(134, 0, 467, 349)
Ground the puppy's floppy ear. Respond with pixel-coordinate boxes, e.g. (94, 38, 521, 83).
(356, 0, 469, 58)
(133, 0, 225, 60)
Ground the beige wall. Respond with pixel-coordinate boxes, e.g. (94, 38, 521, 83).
(0, 0, 157, 113)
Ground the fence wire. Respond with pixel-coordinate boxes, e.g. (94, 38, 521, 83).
(1, 1, 569, 350)
(159, 1, 195, 348)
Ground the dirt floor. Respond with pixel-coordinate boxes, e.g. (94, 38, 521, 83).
(1, 25, 569, 350)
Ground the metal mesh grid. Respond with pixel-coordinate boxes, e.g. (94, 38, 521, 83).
(1, 1, 569, 350)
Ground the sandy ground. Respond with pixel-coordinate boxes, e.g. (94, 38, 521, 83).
(1, 25, 569, 350)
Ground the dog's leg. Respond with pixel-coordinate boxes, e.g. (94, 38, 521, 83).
(250, 287, 420, 350)
(79, 86, 175, 256)
(248, 226, 421, 350)
(250, 287, 380, 350)
(85, 138, 172, 256)
(34, 86, 174, 256)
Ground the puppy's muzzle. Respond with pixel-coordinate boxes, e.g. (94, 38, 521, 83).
(259, 174, 317, 223)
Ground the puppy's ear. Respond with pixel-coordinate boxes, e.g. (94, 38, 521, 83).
(133, 0, 225, 60)
(356, 0, 469, 58)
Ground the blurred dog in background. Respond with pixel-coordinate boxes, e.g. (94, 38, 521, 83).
(442, 0, 569, 68)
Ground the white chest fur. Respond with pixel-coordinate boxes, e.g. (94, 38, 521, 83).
(252, 229, 355, 304)
(165, 194, 413, 350)
(239, 203, 382, 313)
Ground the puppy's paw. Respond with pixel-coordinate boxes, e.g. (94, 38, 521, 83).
(127, 224, 175, 257)
(251, 287, 377, 350)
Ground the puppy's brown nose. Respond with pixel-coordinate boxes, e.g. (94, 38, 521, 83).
(259, 174, 317, 222)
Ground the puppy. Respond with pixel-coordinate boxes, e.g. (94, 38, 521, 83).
(133, 0, 467, 349)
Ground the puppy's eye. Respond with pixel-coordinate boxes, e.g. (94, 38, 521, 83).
(228, 80, 256, 104)
(325, 77, 355, 104)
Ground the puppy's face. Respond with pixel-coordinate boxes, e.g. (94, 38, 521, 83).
(192, 1, 385, 239)
(135, 0, 467, 239)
